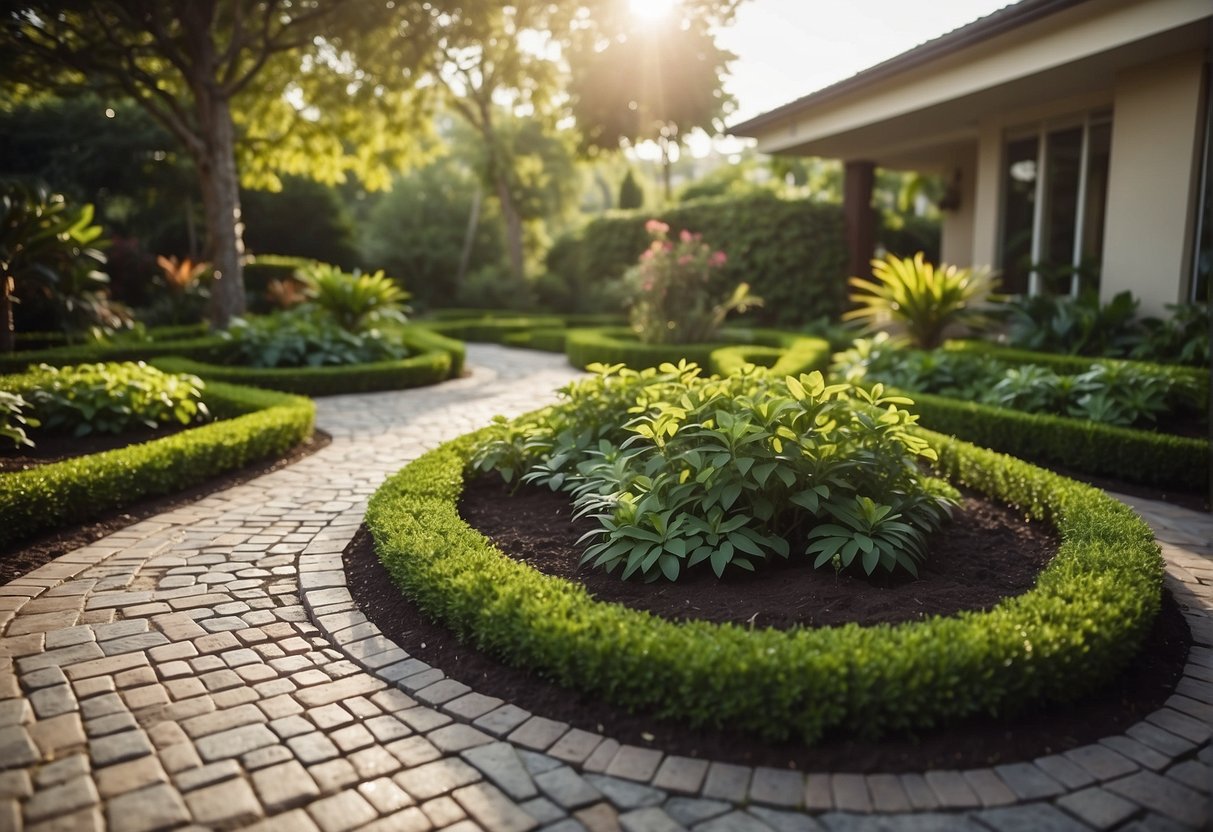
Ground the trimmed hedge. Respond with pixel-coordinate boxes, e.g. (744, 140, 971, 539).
(565, 326, 831, 377)
(150, 328, 464, 397)
(12, 323, 210, 352)
(907, 390, 1207, 491)
(944, 340, 1209, 412)
(502, 328, 568, 353)
(0, 334, 230, 374)
(543, 193, 849, 325)
(0, 374, 314, 549)
(366, 423, 1162, 744)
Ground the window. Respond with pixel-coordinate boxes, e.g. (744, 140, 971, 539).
(998, 114, 1112, 296)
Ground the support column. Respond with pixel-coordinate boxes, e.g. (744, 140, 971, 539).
(843, 160, 877, 279)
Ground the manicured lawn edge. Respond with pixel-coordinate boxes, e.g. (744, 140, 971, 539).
(0, 375, 315, 549)
(150, 328, 465, 397)
(366, 423, 1162, 744)
(564, 326, 831, 376)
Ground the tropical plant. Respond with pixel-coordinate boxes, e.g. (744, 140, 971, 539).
(0, 390, 38, 448)
(0, 183, 125, 351)
(1003, 290, 1142, 357)
(141, 255, 212, 326)
(626, 221, 760, 345)
(1133, 302, 1209, 367)
(27, 362, 209, 437)
(296, 263, 410, 333)
(222, 310, 410, 369)
(845, 252, 1000, 349)
(473, 361, 956, 582)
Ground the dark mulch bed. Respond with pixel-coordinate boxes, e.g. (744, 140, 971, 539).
(0, 431, 331, 584)
(344, 477, 1192, 772)
(0, 423, 196, 472)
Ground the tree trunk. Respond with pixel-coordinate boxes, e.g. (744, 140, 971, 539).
(495, 172, 525, 287)
(0, 276, 13, 354)
(455, 184, 483, 297)
(195, 95, 246, 329)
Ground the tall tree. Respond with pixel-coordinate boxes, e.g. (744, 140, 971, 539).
(430, 1, 580, 286)
(569, 10, 736, 201)
(0, 1, 435, 327)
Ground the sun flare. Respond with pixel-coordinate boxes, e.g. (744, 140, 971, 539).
(628, 0, 678, 22)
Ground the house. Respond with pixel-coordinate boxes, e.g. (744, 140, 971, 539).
(730, 0, 1211, 316)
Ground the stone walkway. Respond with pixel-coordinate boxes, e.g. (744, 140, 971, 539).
(0, 344, 1209, 832)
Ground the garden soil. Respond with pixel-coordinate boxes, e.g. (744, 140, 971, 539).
(345, 476, 1191, 772)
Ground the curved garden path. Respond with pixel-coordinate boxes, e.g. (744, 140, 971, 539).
(0, 344, 1209, 832)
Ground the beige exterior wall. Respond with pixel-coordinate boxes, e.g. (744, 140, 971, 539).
(940, 147, 977, 266)
(1101, 51, 1207, 316)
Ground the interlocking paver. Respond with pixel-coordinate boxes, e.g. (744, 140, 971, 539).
(185, 776, 265, 828)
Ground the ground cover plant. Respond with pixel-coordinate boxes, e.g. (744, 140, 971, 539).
(473, 362, 956, 581)
(221, 310, 412, 369)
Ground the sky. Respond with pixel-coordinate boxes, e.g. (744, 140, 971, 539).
(651, 0, 1010, 159)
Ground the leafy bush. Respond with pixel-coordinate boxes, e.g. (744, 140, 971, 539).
(1133, 302, 1209, 367)
(1003, 290, 1141, 358)
(0, 390, 37, 448)
(542, 193, 848, 323)
(835, 335, 1181, 429)
(139, 255, 211, 326)
(625, 221, 759, 345)
(0, 374, 313, 548)
(845, 253, 999, 348)
(26, 362, 209, 437)
(472, 362, 955, 581)
(296, 262, 409, 332)
(367, 421, 1162, 743)
(1, 182, 129, 343)
(222, 310, 411, 369)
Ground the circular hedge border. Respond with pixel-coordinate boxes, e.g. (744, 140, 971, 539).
(0, 372, 314, 549)
(366, 423, 1163, 744)
(564, 326, 831, 378)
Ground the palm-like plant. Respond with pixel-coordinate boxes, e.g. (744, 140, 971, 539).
(296, 262, 409, 332)
(844, 252, 999, 349)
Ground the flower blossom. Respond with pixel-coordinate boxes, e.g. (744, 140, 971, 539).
(710, 251, 728, 267)
(645, 219, 670, 235)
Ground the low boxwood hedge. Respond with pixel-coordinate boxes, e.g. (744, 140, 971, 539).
(0, 334, 230, 374)
(1, 327, 466, 396)
(150, 328, 463, 397)
(565, 326, 831, 377)
(907, 389, 1207, 491)
(0, 374, 315, 549)
(366, 424, 1162, 744)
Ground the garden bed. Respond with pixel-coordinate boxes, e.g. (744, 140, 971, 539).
(365, 422, 1167, 747)
(0, 374, 315, 549)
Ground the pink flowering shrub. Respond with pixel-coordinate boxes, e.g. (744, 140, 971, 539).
(626, 220, 761, 344)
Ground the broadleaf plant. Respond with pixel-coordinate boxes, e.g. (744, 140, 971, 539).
(473, 362, 957, 582)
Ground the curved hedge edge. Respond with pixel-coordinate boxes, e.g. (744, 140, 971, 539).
(0, 378, 315, 550)
(150, 329, 456, 397)
(419, 317, 565, 345)
(709, 331, 831, 378)
(944, 340, 1209, 410)
(397, 326, 466, 378)
(565, 327, 731, 370)
(906, 388, 1208, 491)
(0, 334, 230, 374)
(502, 328, 568, 353)
(366, 422, 1162, 745)
(564, 326, 831, 376)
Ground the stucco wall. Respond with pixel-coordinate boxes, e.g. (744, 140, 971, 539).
(940, 148, 978, 267)
(1101, 50, 1206, 316)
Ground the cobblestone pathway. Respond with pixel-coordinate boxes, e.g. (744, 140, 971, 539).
(0, 344, 1209, 832)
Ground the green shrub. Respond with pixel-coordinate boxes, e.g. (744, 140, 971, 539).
(565, 326, 831, 376)
(543, 193, 848, 324)
(0, 390, 37, 448)
(846, 253, 1000, 349)
(222, 311, 411, 369)
(0, 374, 313, 548)
(1003, 290, 1141, 358)
(625, 221, 759, 344)
(473, 363, 954, 581)
(26, 362, 209, 436)
(1133, 302, 1209, 367)
(366, 421, 1162, 743)
(296, 262, 409, 332)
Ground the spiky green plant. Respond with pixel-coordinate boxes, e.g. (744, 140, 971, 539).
(296, 262, 409, 332)
(844, 252, 999, 349)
